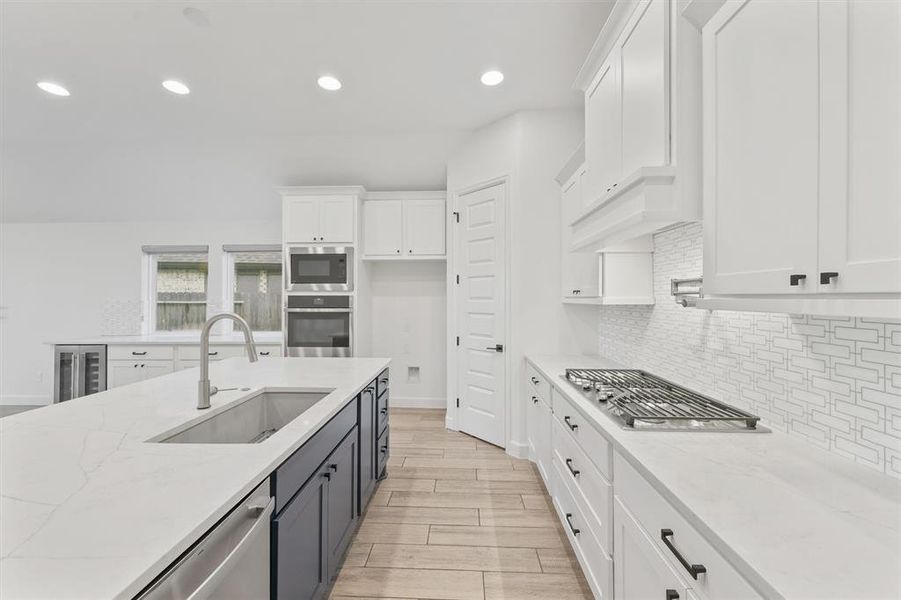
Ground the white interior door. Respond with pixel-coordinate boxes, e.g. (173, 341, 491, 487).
(456, 182, 506, 447)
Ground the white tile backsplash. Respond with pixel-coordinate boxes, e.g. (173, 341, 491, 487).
(598, 222, 901, 478)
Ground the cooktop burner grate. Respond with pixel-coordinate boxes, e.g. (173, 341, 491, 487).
(564, 368, 760, 429)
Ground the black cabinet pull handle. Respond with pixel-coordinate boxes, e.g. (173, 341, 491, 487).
(380, 378, 389, 385)
(322, 472, 331, 480)
(131, 351, 147, 356)
(661, 529, 706, 579)
(259, 351, 270, 356)
(532, 395, 538, 404)
(789, 274, 806, 286)
(820, 271, 839, 284)
(666, 590, 679, 600)
(328, 463, 338, 472)
(565, 458, 580, 477)
(133, 364, 138, 368)
(530, 377, 539, 384)
(572, 289, 581, 295)
(208, 351, 218, 356)
(380, 446, 388, 454)
(140, 364, 145, 368)
(380, 408, 388, 415)
(565, 513, 580, 536)
(564, 416, 578, 431)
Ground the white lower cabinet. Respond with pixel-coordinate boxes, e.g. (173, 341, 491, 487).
(108, 361, 174, 388)
(525, 359, 765, 600)
(614, 498, 690, 600)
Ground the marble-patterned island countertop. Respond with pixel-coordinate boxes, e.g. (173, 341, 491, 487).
(0, 356, 389, 599)
(527, 354, 901, 600)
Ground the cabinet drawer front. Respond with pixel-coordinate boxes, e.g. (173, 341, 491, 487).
(552, 416, 613, 553)
(552, 390, 613, 480)
(376, 426, 390, 477)
(526, 362, 551, 402)
(273, 474, 328, 600)
(178, 345, 246, 361)
(274, 398, 358, 513)
(376, 369, 390, 399)
(108, 345, 174, 361)
(376, 390, 389, 436)
(614, 453, 762, 599)
(552, 459, 613, 600)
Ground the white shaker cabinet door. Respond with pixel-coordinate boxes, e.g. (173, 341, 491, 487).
(318, 197, 355, 244)
(614, 498, 690, 600)
(585, 53, 622, 205)
(619, 0, 669, 177)
(403, 198, 445, 256)
(818, 0, 901, 293)
(283, 197, 320, 243)
(107, 361, 146, 388)
(363, 200, 403, 257)
(702, 0, 820, 295)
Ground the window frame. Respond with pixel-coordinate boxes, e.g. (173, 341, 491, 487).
(221, 244, 284, 334)
(141, 245, 211, 335)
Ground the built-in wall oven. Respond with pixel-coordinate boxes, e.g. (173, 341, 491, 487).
(284, 295, 353, 357)
(286, 246, 353, 292)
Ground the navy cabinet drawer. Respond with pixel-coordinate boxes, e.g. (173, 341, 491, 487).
(273, 398, 357, 513)
(376, 369, 389, 398)
(377, 390, 389, 436)
(376, 426, 389, 477)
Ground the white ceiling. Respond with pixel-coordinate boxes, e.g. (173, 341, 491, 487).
(0, 1, 611, 222)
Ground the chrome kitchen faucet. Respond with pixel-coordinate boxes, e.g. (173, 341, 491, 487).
(197, 313, 258, 410)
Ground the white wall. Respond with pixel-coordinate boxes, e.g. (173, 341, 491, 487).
(367, 262, 447, 408)
(446, 109, 596, 454)
(0, 220, 279, 404)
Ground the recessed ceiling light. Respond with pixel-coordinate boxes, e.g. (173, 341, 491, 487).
(162, 80, 191, 95)
(317, 75, 342, 91)
(480, 70, 504, 86)
(37, 81, 70, 97)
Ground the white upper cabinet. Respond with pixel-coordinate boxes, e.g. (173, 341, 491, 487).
(282, 193, 356, 244)
(363, 200, 404, 256)
(403, 199, 446, 256)
(585, 55, 622, 203)
(702, 0, 820, 295)
(362, 193, 446, 260)
(699, 0, 901, 314)
(619, 0, 668, 176)
(572, 0, 701, 251)
(818, 0, 901, 294)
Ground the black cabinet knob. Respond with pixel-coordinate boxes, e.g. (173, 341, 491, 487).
(820, 271, 839, 284)
(666, 590, 680, 600)
(532, 396, 538, 404)
(789, 274, 807, 286)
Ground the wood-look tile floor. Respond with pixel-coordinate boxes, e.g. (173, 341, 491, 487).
(331, 408, 594, 600)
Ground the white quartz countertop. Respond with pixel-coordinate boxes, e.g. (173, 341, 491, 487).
(0, 356, 389, 600)
(48, 332, 283, 346)
(527, 354, 901, 600)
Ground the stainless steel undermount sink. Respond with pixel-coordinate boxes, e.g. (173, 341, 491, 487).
(155, 390, 332, 444)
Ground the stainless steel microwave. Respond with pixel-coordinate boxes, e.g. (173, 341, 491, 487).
(286, 246, 354, 292)
(284, 294, 353, 357)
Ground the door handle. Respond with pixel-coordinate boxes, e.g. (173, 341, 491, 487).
(820, 271, 839, 284)
(661, 529, 707, 579)
(789, 274, 806, 286)
(565, 458, 580, 477)
(565, 513, 580, 536)
(666, 591, 680, 600)
(564, 416, 578, 431)
(485, 344, 504, 352)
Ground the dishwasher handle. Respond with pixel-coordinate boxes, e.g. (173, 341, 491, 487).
(187, 496, 274, 600)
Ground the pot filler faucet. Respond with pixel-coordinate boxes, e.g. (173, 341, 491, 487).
(198, 313, 258, 410)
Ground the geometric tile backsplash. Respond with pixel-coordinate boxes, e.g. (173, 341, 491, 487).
(598, 222, 901, 479)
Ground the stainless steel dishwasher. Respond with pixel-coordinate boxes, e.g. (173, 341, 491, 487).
(137, 480, 273, 600)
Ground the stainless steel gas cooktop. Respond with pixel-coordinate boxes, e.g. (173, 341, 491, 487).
(564, 368, 765, 432)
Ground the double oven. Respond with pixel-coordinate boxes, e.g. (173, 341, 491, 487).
(284, 246, 354, 357)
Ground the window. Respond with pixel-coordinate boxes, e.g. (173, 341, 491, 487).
(143, 246, 210, 332)
(224, 245, 282, 332)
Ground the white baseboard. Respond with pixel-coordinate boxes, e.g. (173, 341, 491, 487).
(0, 394, 50, 406)
(506, 439, 530, 459)
(389, 396, 446, 409)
